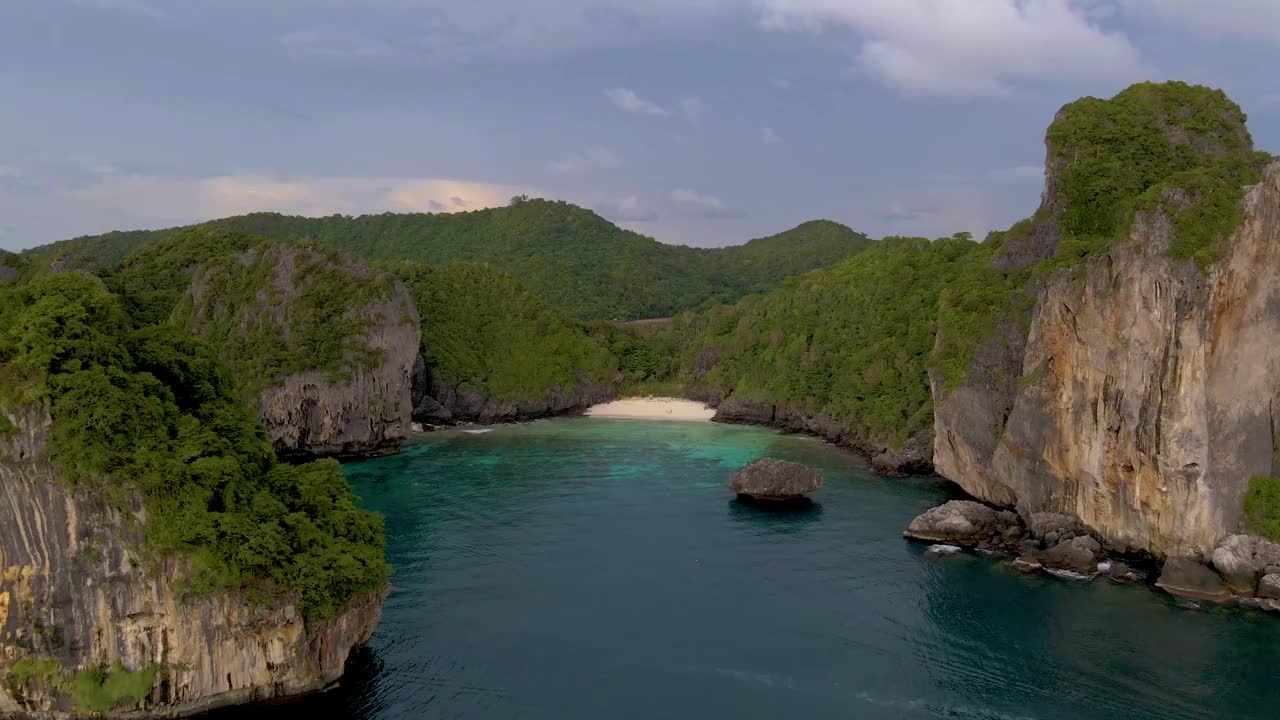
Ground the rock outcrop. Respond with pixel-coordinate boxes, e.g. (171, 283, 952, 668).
(728, 458, 823, 501)
(904, 501, 1005, 545)
(712, 396, 933, 475)
(411, 359, 614, 425)
(182, 243, 421, 458)
(1157, 558, 1231, 602)
(0, 406, 385, 719)
(932, 93, 1280, 557)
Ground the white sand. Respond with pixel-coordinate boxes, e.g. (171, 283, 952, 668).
(585, 397, 715, 421)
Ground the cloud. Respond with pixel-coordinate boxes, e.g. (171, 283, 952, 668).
(758, 0, 1145, 97)
(606, 88, 669, 117)
(669, 188, 740, 218)
(550, 147, 621, 174)
(62, 174, 524, 228)
(596, 196, 658, 222)
(760, 127, 781, 144)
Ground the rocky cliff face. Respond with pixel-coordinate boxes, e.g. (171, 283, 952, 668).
(933, 161, 1280, 557)
(183, 244, 421, 459)
(0, 406, 385, 719)
(411, 355, 615, 425)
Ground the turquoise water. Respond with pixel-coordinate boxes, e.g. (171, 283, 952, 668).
(235, 419, 1280, 719)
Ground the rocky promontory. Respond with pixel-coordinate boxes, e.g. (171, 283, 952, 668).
(931, 82, 1280, 560)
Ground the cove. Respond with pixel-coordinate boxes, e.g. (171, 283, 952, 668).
(223, 419, 1280, 720)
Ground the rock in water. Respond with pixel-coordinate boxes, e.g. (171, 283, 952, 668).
(728, 458, 823, 500)
(1259, 573, 1280, 600)
(903, 500, 999, 545)
(178, 243, 421, 458)
(1157, 558, 1231, 602)
(1040, 536, 1102, 577)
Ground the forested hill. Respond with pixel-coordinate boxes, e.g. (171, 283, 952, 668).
(24, 200, 872, 319)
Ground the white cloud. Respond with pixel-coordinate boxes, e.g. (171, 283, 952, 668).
(758, 0, 1145, 97)
(550, 147, 621, 174)
(596, 195, 658, 222)
(760, 127, 781, 144)
(669, 188, 739, 218)
(606, 88, 669, 116)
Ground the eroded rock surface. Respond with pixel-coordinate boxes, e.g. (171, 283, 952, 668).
(0, 406, 385, 718)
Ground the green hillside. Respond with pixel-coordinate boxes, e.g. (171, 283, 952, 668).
(668, 235, 993, 450)
(394, 261, 615, 402)
(25, 200, 872, 319)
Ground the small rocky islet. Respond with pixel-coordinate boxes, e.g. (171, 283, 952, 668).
(728, 458, 823, 501)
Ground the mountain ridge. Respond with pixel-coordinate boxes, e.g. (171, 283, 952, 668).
(23, 201, 873, 319)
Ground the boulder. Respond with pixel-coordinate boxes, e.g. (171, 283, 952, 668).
(1041, 535, 1101, 576)
(1157, 558, 1230, 602)
(904, 500, 999, 545)
(1209, 534, 1280, 594)
(1028, 512, 1086, 542)
(728, 458, 823, 500)
(1259, 573, 1280, 601)
(1212, 534, 1262, 593)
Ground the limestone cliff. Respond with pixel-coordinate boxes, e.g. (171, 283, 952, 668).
(0, 406, 385, 719)
(933, 128, 1280, 556)
(179, 243, 421, 458)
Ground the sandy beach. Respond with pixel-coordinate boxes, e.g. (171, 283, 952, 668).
(585, 397, 716, 421)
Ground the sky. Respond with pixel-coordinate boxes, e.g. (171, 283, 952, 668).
(3, 0, 1280, 251)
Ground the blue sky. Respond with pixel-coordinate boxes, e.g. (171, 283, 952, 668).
(3, 0, 1280, 250)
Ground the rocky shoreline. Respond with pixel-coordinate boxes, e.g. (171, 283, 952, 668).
(706, 395, 933, 476)
(905, 500, 1280, 611)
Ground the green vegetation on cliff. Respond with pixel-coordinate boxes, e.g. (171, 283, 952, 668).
(1046, 81, 1263, 269)
(0, 272, 388, 617)
(1244, 475, 1280, 541)
(394, 262, 614, 402)
(173, 242, 397, 393)
(671, 235, 992, 448)
(940, 82, 1268, 391)
(108, 227, 262, 327)
(27, 202, 872, 319)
